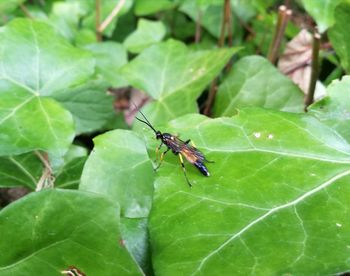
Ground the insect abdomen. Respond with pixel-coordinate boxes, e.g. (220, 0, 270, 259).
(194, 161, 210, 177)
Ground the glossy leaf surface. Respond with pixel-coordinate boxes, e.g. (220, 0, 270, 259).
(149, 109, 350, 275)
(0, 19, 97, 155)
(213, 56, 304, 116)
(121, 39, 239, 124)
(80, 129, 154, 218)
(0, 189, 142, 275)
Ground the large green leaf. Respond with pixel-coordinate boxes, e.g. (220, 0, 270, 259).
(309, 76, 350, 143)
(0, 189, 142, 275)
(300, 0, 343, 33)
(52, 79, 114, 134)
(213, 56, 304, 116)
(80, 129, 154, 218)
(121, 39, 239, 124)
(0, 19, 97, 155)
(328, 2, 350, 73)
(149, 109, 350, 275)
(124, 19, 166, 54)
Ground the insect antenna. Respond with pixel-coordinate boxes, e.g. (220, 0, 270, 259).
(132, 102, 158, 134)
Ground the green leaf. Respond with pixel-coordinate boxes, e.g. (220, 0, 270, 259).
(0, 0, 25, 15)
(0, 18, 97, 155)
(121, 39, 239, 124)
(149, 109, 350, 275)
(0, 87, 74, 156)
(309, 76, 350, 143)
(85, 42, 128, 87)
(124, 19, 166, 54)
(55, 145, 88, 189)
(213, 56, 304, 116)
(328, 2, 350, 73)
(80, 129, 154, 218)
(0, 153, 41, 189)
(51, 79, 114, 135)
(120, 218, 153, 275)
(300, 0, 343, 33)
(134, 0, 175, 16)
(0, 189, 142, 275)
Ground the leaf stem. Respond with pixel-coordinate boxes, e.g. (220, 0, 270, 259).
(35, 151, 54, 191)
(304, 31, 321, 111)
(19, 4, 33, 19)
(95, 0, 102, 41)
(267, 5, 292, 64)
(98, 0, 126, 33)
(195, 9, 202, 43)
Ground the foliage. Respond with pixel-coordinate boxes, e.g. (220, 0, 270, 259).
(1, 0, 350, 275)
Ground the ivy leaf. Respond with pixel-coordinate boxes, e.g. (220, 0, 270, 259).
(213, 56, 304, 116)
(0, 19, 97, 156)
(52, 79, 114, 134)
(80, 129, 154, 218)
(134, 0, 175, 16)
(121, 39, 239, 124)
(85, 42, 128, 88)
(328, 2, 350, 73)
(300, 0, 343, 33)
(0, 189, 142, 275)
(149, 109, 350, 275)
(124, 19, 166, 54)
(0, 153, 42, 189)
(309, 76, 350, 143)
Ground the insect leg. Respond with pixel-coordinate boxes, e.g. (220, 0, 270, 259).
(179, 153, 192, 188)
(155, 147, 170, 171)
(184, 139, 191, 145)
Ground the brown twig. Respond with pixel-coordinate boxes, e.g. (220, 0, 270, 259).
(95, 0, 102, 41)
(35, 151, 54, 191)
(195, 9, 202, 43)
(98, 0, 126, 33)
(203, 0, 231, 116)
(267, 5, 292, 64)
(304, 31, 321, 111)
(20, 4, 33, 19)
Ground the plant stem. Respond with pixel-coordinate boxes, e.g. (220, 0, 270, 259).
(203, 0, 231, 116)
(95, 0, 102, 41)
(35, 151, 54, 191)
(304, 31, 321, 111)
(19, 4, 33, 19)
(267, 5, 292, 64)
(98, 0, 126, 33)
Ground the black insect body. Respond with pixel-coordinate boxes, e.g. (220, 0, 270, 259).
(135, 109, 211, 187)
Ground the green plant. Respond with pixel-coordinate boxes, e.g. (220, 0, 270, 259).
(1, 1, 350, 275)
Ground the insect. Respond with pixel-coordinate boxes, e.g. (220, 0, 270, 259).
(61, 266, 85, 276)
(134, 107, 212, 187)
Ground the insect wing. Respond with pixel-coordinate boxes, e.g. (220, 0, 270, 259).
(180, 144, 205, 164)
